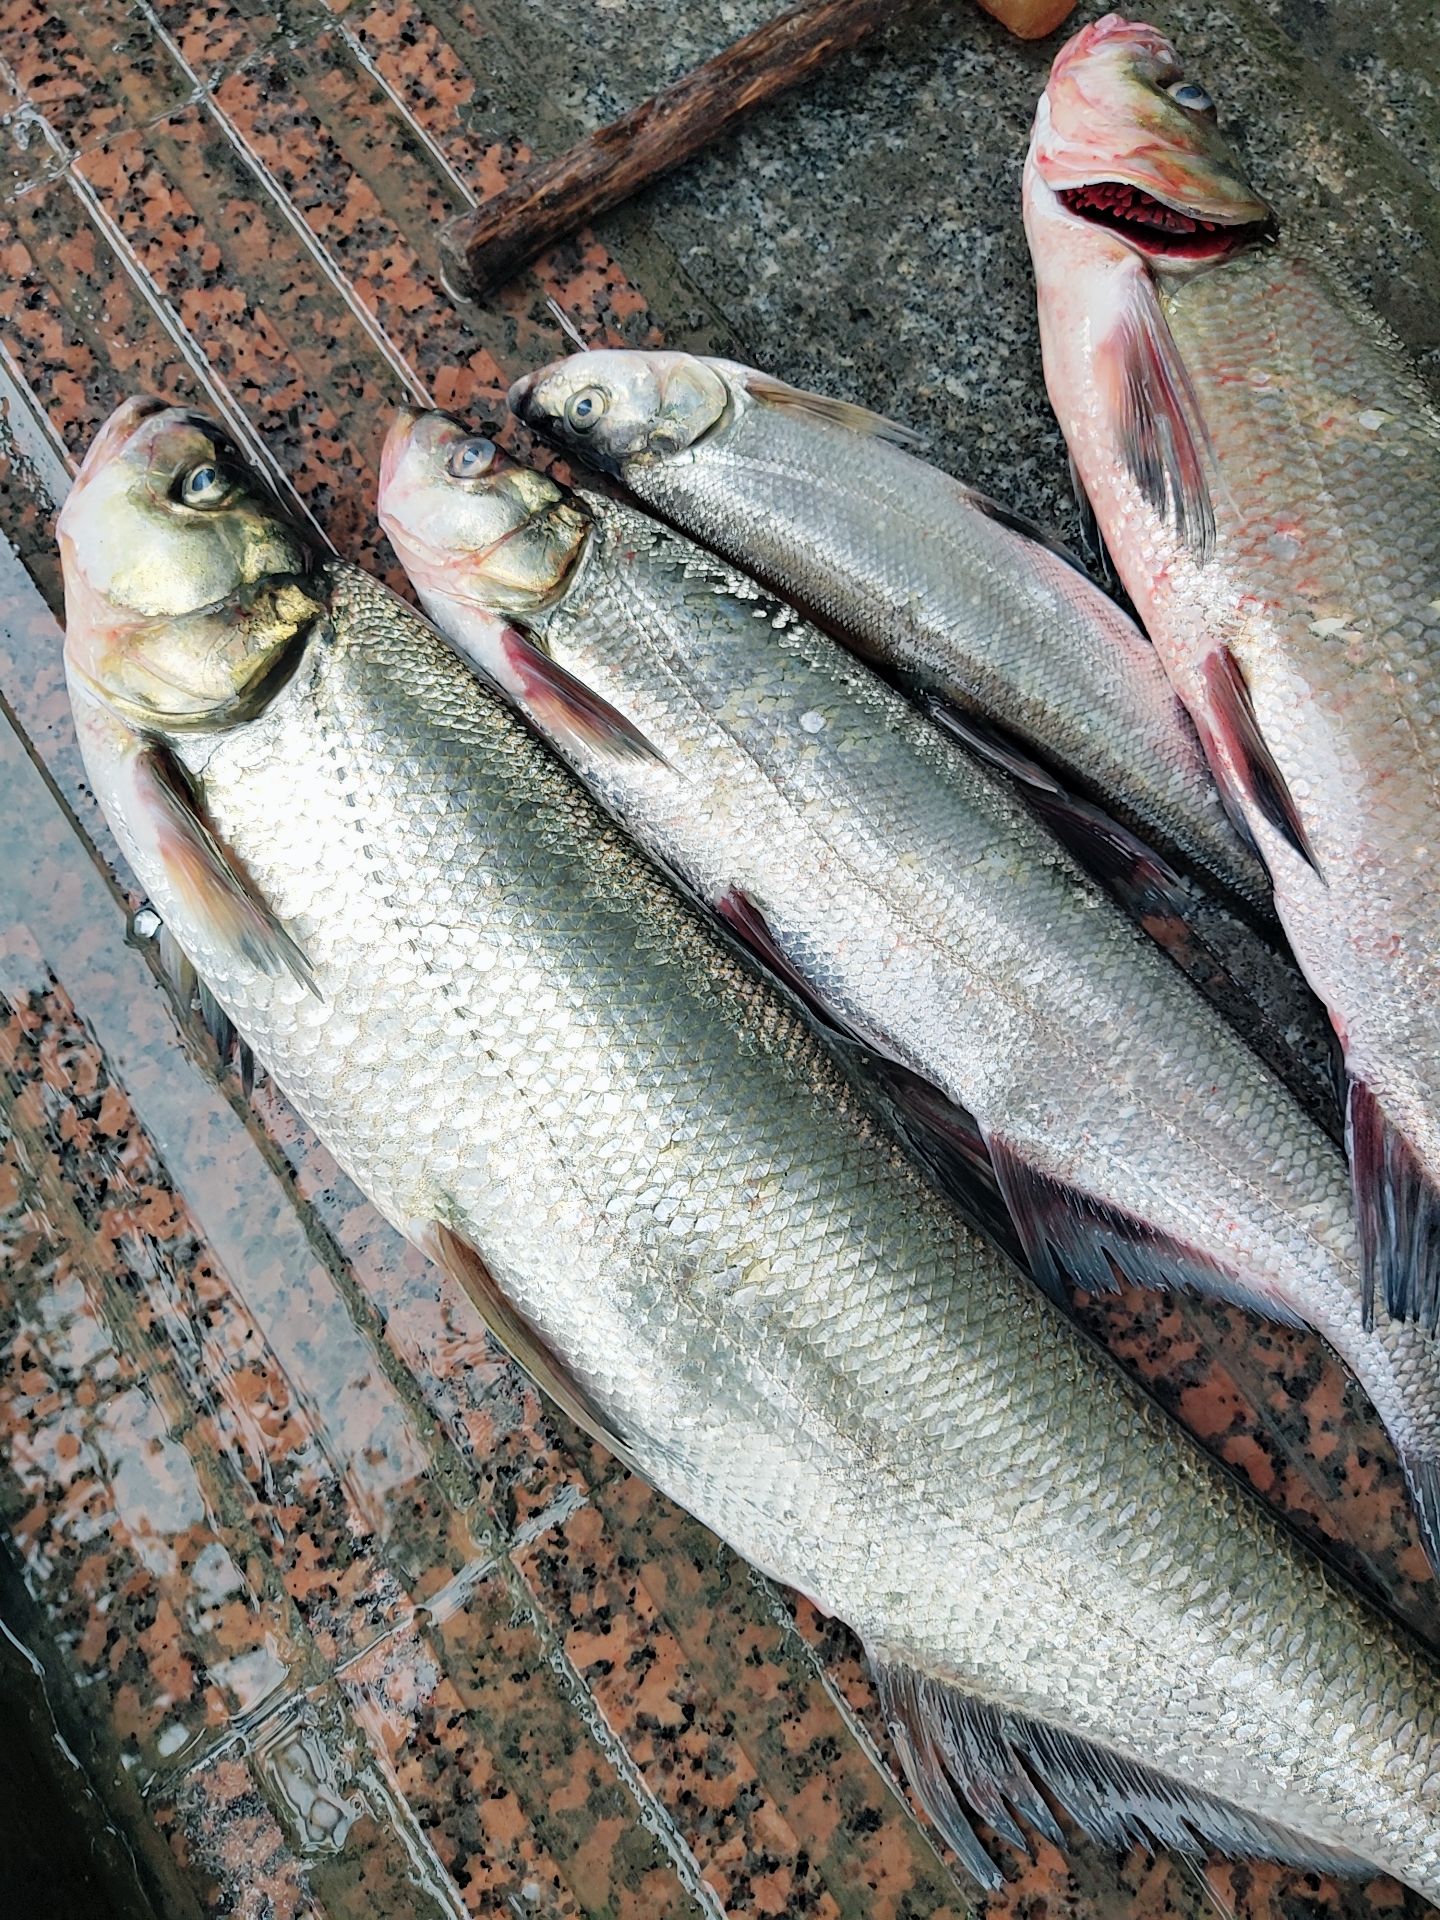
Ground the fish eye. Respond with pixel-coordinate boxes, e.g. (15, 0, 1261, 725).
(1166, 79, 1215, 113)
(564, 386, 607, 434)
(446, 436, 496, 480)
(177, 460, 228, 508)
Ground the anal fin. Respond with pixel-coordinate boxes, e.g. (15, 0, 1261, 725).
(426, 1221, 636, 1468)
(1200, 649, 1320, 876)
(985, 1136, 1303, 1327)
(871, 1659, 1372, 1888)
(1347, 1076, 1440, 1332)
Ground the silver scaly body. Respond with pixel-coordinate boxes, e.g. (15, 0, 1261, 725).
(613, 370, 1265, 912)
(70, 563, 1440, 1896)
(413, 492, 1440, 1567)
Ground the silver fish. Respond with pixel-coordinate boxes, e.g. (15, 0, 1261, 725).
(60, 393, 1440, 1903)
(377, 404, 1440, 1578)
(1024, 13, 1440, 1333)
(506, 345, 1268, 918)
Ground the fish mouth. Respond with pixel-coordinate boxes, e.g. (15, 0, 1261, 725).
(1058, 179, 1273, 262)
(506, 372, 538, 417)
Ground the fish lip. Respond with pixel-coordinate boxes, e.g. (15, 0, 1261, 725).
(1055, 177, 1276, 263)
(506, 372, 538, 418)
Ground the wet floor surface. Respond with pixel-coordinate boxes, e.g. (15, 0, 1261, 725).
(0, 0, 1438, 1915)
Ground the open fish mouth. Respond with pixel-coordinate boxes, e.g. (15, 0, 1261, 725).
(1058, 180, 1272, 261)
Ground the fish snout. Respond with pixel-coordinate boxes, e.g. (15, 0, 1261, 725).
(507, 371, 539, 422)
(379, 404, 427, 500)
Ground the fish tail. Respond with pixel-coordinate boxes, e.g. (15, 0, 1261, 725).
(869, 1657, 1373, 1887)
(1397, 1443, 1440, 1578)
(1347, 1077, 1440, 1332)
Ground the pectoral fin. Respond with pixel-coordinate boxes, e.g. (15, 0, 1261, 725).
(952, 477, 1095, 582)
(500, 628, 669, 768)
(869, 1658, 1371, 1888)
(129, 740, 316, 994)
(1101, 271, 1215, 560)
(425, 1222, 635, 1467)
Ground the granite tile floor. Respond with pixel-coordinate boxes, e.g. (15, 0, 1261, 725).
(0, 0, 1437, 1914)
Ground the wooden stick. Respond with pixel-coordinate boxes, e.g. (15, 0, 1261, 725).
(440, 0, 900, 300)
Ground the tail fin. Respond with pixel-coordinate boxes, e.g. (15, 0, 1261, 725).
(1347, 1076, 1440, 1331)
(1397, 1444, 1440, 1577)
(870, 1658, 1372, 1889)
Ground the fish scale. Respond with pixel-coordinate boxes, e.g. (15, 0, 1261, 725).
(64, 416, 1440, 1897)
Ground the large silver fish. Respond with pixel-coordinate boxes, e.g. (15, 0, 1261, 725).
(376, 404, 1440, 1575)
(507, 345, 1267, 917)
(58, 396, 1440, 1900)
(1024, 14, 1440, 1333)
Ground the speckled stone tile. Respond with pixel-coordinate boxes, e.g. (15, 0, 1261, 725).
(2, 0, 1439, 1914)
(2, 0, 188, 154)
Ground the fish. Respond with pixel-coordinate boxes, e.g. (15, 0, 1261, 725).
(60, 393, 1440, 1901)
(1024, 13, 1440, 1335)
(506, 344, 1270, 920)
(377, 402, 1440, 1578)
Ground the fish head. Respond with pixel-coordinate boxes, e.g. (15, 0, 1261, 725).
(1027, 15, 1274, 269)
(378, 405, 589, 616)
(58, 396, 322, 731)
(508, 350, 731, 473)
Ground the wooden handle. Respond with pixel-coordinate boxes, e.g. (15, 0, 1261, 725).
(440, 0, 901, 300)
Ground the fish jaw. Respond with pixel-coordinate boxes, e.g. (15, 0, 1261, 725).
(1025, 153, 1148, 521)
(1029, 16, 1273, 270)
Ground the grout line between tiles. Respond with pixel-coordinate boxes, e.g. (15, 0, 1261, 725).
(503, 1548, 732, 1920)
(320, 11, 481, 213)
(127, 0, 434, 410)
(46, 127, 334, 546)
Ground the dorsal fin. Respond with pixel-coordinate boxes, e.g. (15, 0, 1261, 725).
(952, 478, 1098, 582)
(870, 1659, 1373, 1888)
(742, 371, 924, 448)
